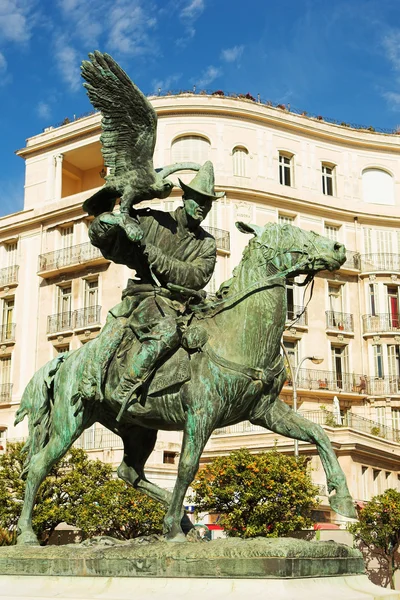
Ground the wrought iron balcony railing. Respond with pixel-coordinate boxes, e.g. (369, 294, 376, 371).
(75, 306, 101, 329)
(0, 265, 19, 287)
(364, 376, 400, 396)
(38, 242, 103, 272)
(326, 311, 354, 332)
(47, 311, 74, 334)
(0, 323, 16, 342)
(360, 253, 400, 273)
(213, 410, 400, 443)
(0, 383, 12, 404)
(285, 368, 367, 394)
(362, 313, 400, 333)
(203, 226, 230, 252)
(47, 306, 102, 334)
(341, 250, 361, 270)
(286, 305, 308, 326)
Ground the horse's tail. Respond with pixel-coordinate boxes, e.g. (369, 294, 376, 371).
(14, 354, 67, 478)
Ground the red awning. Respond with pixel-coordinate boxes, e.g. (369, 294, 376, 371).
(207, 524, 224, 531)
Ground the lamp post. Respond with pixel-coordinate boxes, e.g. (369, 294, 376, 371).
(281, 345, 323, 457)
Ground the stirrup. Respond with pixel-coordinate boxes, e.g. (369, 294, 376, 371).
(116, 380, 142, 422)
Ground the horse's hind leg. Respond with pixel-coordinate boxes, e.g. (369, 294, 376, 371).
(251, 396, 357, 518)
(117, 426, 193, 534)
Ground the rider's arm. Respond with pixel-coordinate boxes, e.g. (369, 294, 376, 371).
(142, 237, 216, 290)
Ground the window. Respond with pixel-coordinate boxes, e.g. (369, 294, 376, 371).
(278, 214, 295, 225)
(376, 406, 386, 428)
(0, 428, 6, 451)
(56, 285, 73, 330)
(392, 408, 400, 431)
(0, 357, 11, 385)
(286, 279, 295, 320)
(56, 345, 69, 355)
(373, 469, 382, 495)
(2, 297, 14, 340)
(5, 242, 17, 267)
(232, 146, 248, 177)
(163, 451, 176, 464)
(374, 344, 384, 378)
(388, 345, 400, 392)
(387, 286, 399, 328)
(328, 283, 343, 314)
(331, 345, 349, 387)
(82, 278, 100, 326)
(324, 224, 339, 241)
(361, 466, 369, 500)
(84, 278, 99, 309)
(362, 168, 394, 205)
(322, 164, 334, 196)
(369, 283, 378, 316)
(283, 340, 298, 368)
(278, 153, 293, 186)
(171, 135, 210, 164)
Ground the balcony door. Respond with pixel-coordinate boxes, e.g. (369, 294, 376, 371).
(57, 285, 72, 329)
(331, 345, 348, 389)
(84, 278, 99, 325)
(2, 297, 14, 340)
(387, 345, 400, 393)
(60, 225, 74, 266)
(387, 286, 399, 328)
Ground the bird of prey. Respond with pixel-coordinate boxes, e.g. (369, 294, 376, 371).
(81, 51, 200, 240)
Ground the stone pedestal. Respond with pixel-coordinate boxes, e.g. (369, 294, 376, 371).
(0, 537, 397, 599)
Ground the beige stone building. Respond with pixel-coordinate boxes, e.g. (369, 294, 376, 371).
(1, 93, 400, 520)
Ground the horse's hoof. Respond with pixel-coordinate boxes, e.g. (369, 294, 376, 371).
(164, 532, 187, 543)
(329, 493, 357, 519)
(17, 531, 40, 546)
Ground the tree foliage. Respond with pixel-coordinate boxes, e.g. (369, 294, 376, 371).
(0, 443, 164, 543)
(190, 447, 319, 538)
(348, 489, 400, 589)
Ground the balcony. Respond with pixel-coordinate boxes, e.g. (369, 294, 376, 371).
(362, 313, 400, 334)
(360, 253, 400, 273)
(286, 368, 366, 394)
(213, 410, 400, 443)
(0, 383, 13, 404)
(286, 305, 308, 327)
(47, 306, 101, 335)
(203, 226, 230, 252)
(340, 250, 361, 272)
(0, 323, 16, 343)
(0, 265, 19, 288)
(364, 376, 400, 396)
(326, 311, 354, 332)
(38, 243, 105, 278)
(75, 306, 102, 329)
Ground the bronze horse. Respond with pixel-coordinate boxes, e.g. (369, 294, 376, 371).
(15, 222, 356, 545)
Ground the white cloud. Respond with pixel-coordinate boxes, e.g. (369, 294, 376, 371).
(0, 0, 35, 43)
(0, 51, 6, 73)
(152, 73, 182, 93)
(382, 91, 400, 110)
(107, 1, 157, 56)
(54, 37, 80, 91)
(56, 0, 103, 47)
(382, 30, 400, 71)
(196, 65, 221, 88)
(36, 101, 51, 119)
(221, 45, 244, 63)
(181, 0, 204, 20)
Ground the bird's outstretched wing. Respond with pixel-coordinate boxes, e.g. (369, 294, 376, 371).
(81, 51, 157, 177)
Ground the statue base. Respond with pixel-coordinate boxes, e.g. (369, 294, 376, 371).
(0, 538, 398, 598)
(0, 574, 398, 599)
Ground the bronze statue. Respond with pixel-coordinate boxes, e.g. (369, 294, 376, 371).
(14, 52, 357, 546)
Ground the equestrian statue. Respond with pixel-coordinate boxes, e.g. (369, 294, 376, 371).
(15, 51, 357, 545)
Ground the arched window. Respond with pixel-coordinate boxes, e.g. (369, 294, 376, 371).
(232, 146, 249, 177)
(362, 168, 394, 205)
(171, 135, 210, 164)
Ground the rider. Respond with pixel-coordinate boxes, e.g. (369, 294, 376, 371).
(78, 161, 224, 415)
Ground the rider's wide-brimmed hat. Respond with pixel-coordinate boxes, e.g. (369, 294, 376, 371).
(178, 161, 225, 200)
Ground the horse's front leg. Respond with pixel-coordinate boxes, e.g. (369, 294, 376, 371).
(164, 407, 213, 542)
(251, 396, 357, 519)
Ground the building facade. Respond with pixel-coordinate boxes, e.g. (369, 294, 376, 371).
(1, 93, 400, 518)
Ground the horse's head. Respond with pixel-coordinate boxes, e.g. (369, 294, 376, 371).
(236, 221, 346, 277)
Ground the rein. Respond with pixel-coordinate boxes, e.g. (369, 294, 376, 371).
(193, 256, 315, 320)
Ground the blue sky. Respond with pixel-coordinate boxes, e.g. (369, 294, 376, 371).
(1, 0, 400, 217)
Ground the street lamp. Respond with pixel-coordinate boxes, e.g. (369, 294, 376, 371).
(281, 345, 324, 457)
